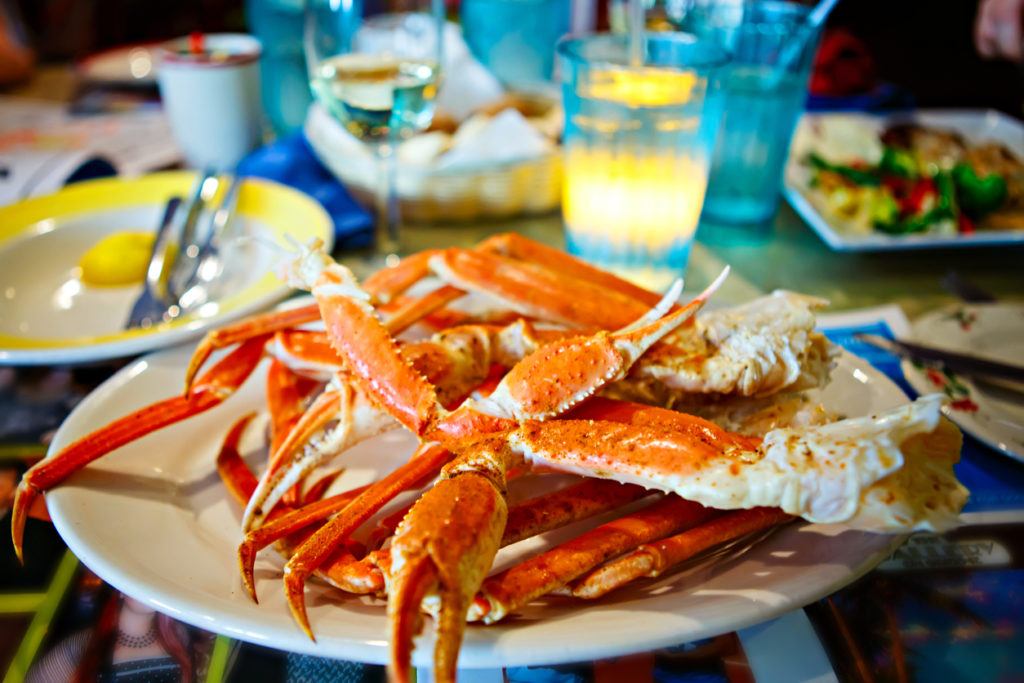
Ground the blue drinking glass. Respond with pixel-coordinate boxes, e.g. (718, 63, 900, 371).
(246, 0, 315, 135)
(686, 1, 823, 241)
(461, 0, 571, 90)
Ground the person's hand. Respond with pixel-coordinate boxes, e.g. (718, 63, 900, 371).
(976, 0, 1024, 60)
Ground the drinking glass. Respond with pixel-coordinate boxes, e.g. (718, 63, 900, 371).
(304, 0, 444, 259)
(247, 0, 313, 135)
(460, 0, 571, 90)
(685, 1, 822, 241)
(558, 32, 728, 291)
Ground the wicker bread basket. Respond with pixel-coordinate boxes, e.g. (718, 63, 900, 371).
(304, 104, 562, 223)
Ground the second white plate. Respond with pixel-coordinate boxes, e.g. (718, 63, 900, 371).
(902, 302, 1024, 463)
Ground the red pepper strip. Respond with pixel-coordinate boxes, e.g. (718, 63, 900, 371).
(882, 176, 909, 194)
(188, 31, 204, 55)
(958, 212, 976, 234)
(904, 177, 937, 215)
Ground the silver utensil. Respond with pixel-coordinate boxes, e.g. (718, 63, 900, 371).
(124, 168, 221, 329)
(856, 333, 1024, 391)
(174, 174, 242, 315)
(124, 196, 184, 329)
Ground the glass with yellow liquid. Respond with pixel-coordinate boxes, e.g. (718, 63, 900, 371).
(557, 33, 728, 291)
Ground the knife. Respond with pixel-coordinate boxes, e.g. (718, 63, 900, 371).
(855, 333, 1024, 387)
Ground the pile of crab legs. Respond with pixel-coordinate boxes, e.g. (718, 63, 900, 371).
(11, 234, 966, 683)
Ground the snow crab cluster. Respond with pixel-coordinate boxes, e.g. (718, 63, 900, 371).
(12, 234, 967, 683)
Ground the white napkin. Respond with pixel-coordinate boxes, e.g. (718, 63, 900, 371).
(434, 25, 505, 120)
(436, 109, 556, 170)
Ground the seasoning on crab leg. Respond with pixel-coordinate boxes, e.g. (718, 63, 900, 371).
(569, 507, 793, 600)
(11, 335, 270, 562)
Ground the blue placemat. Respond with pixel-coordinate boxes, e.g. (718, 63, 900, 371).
(237, 132, 373, 251)
(822, 321, 1024, 515)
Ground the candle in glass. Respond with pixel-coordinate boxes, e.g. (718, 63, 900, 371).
(558, 33, 727, 291)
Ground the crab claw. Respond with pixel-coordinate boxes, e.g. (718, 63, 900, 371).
(387, 471, 507, 683)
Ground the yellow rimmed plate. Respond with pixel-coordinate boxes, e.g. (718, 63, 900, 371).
(0, 172, 333, 365)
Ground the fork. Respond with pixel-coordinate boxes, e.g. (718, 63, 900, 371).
(124, 196, 185, 329)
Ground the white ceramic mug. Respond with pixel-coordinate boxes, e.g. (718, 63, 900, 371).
(157, 34, 264, 171)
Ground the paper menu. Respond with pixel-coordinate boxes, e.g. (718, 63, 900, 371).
(0, 97, 182, 206)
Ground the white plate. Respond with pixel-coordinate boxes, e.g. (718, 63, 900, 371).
(45, 346, 906, 669)
(783, 109, 1024, 252)
(0, 172, 332, 365)
(902, 303, 1024, 463)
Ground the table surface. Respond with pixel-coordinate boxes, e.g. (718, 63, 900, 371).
(3, 65, 1024, 683)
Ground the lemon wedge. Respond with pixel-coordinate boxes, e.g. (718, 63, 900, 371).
(79, 232, 156, 287)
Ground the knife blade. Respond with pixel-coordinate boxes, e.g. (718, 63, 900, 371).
(855, 333, 1024, 385)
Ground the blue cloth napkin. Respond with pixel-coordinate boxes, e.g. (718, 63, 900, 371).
(237, 132, 373, 250)
(823, 322, 1024, 515)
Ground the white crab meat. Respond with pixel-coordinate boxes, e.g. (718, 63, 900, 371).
(631, 291, 838, 398)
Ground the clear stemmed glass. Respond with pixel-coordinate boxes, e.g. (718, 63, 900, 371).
(304, 0, 444, 262)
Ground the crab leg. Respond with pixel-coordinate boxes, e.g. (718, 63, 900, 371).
(467, 495, 720, 624)
(477, 232, 667, 309)
(501, 478, 650, 545)
(240, 482, 372, 601)
(380, 284, 465, 334)
(241, 378, 398, 530)
(277, 243, 728, 676)
(279, 477, 650, 601)
(367, 233, 668, 323)
(427, 248, 657, 330)
(241, 443, 452, 603)
(265, 358, 323, 458)
(185, 305, 321, 393)
(244, 321, 562, 530)
(388, 473, 506, 683)
(570, 507, 793, 600)
(11, 335, 269, 561)
(217, 413, 261, 507)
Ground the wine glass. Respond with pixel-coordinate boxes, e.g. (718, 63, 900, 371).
(304, 0, 444, 261)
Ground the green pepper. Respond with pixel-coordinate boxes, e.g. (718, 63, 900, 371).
(952, 163, 1007, 216)
(934, 170, 957, 215)
(874, 172, 957, 235)
(870, 190, 901, 230)
(806, 153, 880, 186)
(874, 207, 950, 235)
(879, 147, 917, 178)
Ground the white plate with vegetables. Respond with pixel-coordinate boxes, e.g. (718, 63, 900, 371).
(783, 109, 1024, 251)
(0, 172, 332, 365)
